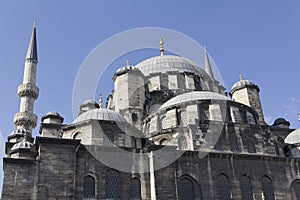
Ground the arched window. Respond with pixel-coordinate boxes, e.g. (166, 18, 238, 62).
(262, 176, 275, 200)
(106, 169, 120, 199)
(130, 178, 141, 200)
(217, 174, 231, 200)
(178, 136, 188, 150)
(83, 175, 95, 199)
(229, 133, 240, 152)
(178, 176, 202, 200)
(240, 175, 254, 200)
(178, 178, 194, 200)
(291, 180, 300, 200)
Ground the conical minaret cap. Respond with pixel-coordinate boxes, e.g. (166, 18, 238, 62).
(25, 21, 38, 62)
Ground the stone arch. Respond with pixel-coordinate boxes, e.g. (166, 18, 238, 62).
(71, 130, 82, 140)
(130, 177, 142, 200)
(290, 179, 300, 200)
(261, 175, 275, 200)
(239, 174, 254, 200)
(216, 173, 232, 200)
(177, 175, 202, 200)
(83, 175, 96, 199)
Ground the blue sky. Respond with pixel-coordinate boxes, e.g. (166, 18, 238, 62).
(0, 0, 300, 192)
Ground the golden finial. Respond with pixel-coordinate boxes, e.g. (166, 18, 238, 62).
(160, 36, 164, 56)
(126, 58, 130, 67)
(33, 20, 37, 29)
(239, 73, 243, 81)
(99, 94, 103, 109)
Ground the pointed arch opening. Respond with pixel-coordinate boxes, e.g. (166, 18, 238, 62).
(178, 175, 202, 200)
(240, 175, 254, 200)
(83, 175, 95, 199)
(261, 175, 275, 200)
(130, 177, 142, 200)
(290, 179, 300, 200)
(216, 173, 231, 200)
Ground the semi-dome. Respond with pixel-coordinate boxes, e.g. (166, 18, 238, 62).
(73, 108, 127, 124)
(135, 55, 208, 77)
(285, 129, 300, 144)
(159, 91, 230, 110)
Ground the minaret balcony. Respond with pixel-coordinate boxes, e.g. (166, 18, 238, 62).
(18, 84, 39, 99)
(14, 112, 37, 128)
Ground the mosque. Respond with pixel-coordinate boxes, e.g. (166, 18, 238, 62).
(2, 23, 300, 200)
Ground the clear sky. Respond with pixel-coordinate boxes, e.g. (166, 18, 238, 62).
(0, 0, 300, 192)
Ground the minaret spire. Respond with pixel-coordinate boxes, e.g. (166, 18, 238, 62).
(160, 36, 164, 56)
(25, 20, 38, 62)
(204, 45, 214, 79)
(13, 21, 39, 134)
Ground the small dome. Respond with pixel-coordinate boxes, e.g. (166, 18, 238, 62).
(159, 91, 230, 110)
(11, 139, 33, 151)
(272, 118, 291, 127)
(135, 55, 208, 77)
(41, 111, 64, 123)
(80, 100, 99, 109)
(46, 111, 61, 116)
(11, 128, 31, 136)
(285, 129, 300, 144)
(73, 109, 127, 124)
(230, 79, 259, 94)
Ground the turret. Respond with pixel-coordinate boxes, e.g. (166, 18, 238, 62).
(112, 59, 145, 131)
(230, 74, 266, 124)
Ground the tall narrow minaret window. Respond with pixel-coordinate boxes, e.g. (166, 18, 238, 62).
(204, 45, 214, 79)
(13, 21, 39, 135)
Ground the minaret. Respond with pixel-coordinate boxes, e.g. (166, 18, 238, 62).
(13, 21, 39, 136)
(204, 45, 214, 79)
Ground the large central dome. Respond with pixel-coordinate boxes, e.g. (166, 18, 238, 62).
(135, 55, 208, 77)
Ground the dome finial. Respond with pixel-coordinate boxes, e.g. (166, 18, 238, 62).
(239, 73, 243, 81)
(204, 45, 207, 52)
(99, 94, 103, 109)
(33, 20, 37, 29)
(126, 58, 130, 67)
(160, 36, 164, 56)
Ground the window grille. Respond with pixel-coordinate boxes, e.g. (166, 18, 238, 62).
(217, 174, 231, 200)
(130, 178, 141, 200)
(178, 136, 187, 150)
(178, 178, 194, 200)
(83, 175, 95, 199)
(247, 138, 256, 153)
(262, 176, 275, 200)
(106, 170, 120, 199)
(229, 133, 240, 152)
(240, 175, 254, 200)
(131, 137, 136, 148)
(104, 133, 114, 146)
